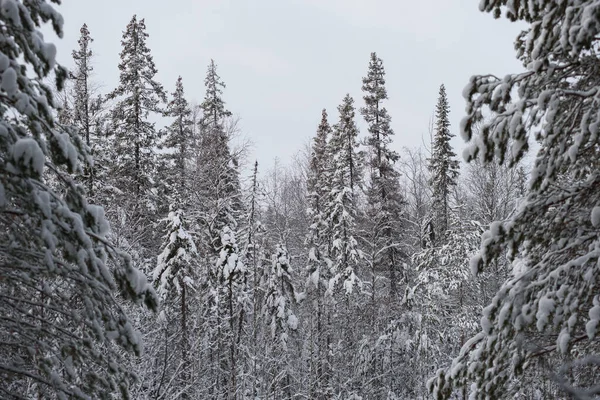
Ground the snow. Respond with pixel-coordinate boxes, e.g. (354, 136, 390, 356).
(480, 311, 492, 335)
(536, 296, 555, 331)
(462, 144, 477, 163)
(511, 259, 528, 277)
(557, 329, 570, 354)
(1, 0, 20, 26)
(126, 263, 151, 296)
(308, 268, 319, 288)
(157, 310, 167, 324)
(568, 314, 577, 330)
(462, 78, 475, 100)
(287, 314, 298, 330)
(497, 303, 511, 328)
(87, 204, 110, 236)
(52, 131, 80, 172)
(537, 90, 552, 108)
(511, 138, 527, 158)
(590, 120, 599, 142)
(14, 92, 33, 115)
(1, 66, 17, 96)
(294, 291, 306, 303)
(343, 270, 358, 295)
(586, 299, 600, 339)
(508, 110, 522, 136)
(591, 206, 600, 227)
(43, 42, 57, 69)
(469, 254, 481, 276)
(12, 138, 45, 176)
(0, 53, 9, 73)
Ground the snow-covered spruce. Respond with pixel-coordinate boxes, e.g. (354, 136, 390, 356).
(428, 84, 459, 247)
(107, 15, 166, 199)
(361, 52, 406, 298)
(0, 2, 158, 398)
(431, 1, 600, 398)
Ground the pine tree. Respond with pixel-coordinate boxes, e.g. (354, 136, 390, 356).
(108, 15, 166, 198)
(431, 1, 600, 398)
(0, 2, 158, 398)
(361, 52, 406, 297)
(428, 84, 459, 245)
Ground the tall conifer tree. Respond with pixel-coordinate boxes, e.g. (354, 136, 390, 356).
(193, 60, 248, 399)
(327, 94, 362, 295)
(305, 109, 334, 399)
(108, 15, 166, 198)
(197, 60, 242, 252)
(71, 23, 104, 195)
(162, 76, 193, 204)
(361, 52, 406, 296)
(429, 84, 459, 245)
(307, 109, 333, 281)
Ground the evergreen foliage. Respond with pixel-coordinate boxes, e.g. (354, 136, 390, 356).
(0, 3, 158, 398)
(429, 84, 459, 245)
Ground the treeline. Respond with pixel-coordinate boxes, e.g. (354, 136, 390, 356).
(53, 14, 526, 399)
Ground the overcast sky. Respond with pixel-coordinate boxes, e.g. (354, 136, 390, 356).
(49, 0, 526, 173)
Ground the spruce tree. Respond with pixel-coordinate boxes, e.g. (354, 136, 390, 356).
(263, 244, 298, 398)
(70, 23, 106, 197)
(327, 94, 362, 295)
(360, 52, 406, 297)
(201, 59, 232, 131)
(431, 1, 600, 398)
(0, 2, 158, 398)
(241, 160, 268, 397)
(197, 59, 242, 252)
(307, 109, 332, 282)
(323, 95, 362, 397)
(108, 15, 166, 198)
(161, 76, 193, 203)
(153, 209, 198, 397)
(71, 23, 93, 146)
(193, 60, 248, 399)
(215, 227, 248, 398)
(428, 84, 459, 245)
(305, 109, 334, 399)
(330, 94, 361, 192)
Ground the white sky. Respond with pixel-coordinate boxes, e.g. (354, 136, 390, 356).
(48, 0, 526, 173)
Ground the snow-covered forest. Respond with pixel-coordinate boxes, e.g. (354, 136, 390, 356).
(2, 0, 600, 399)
